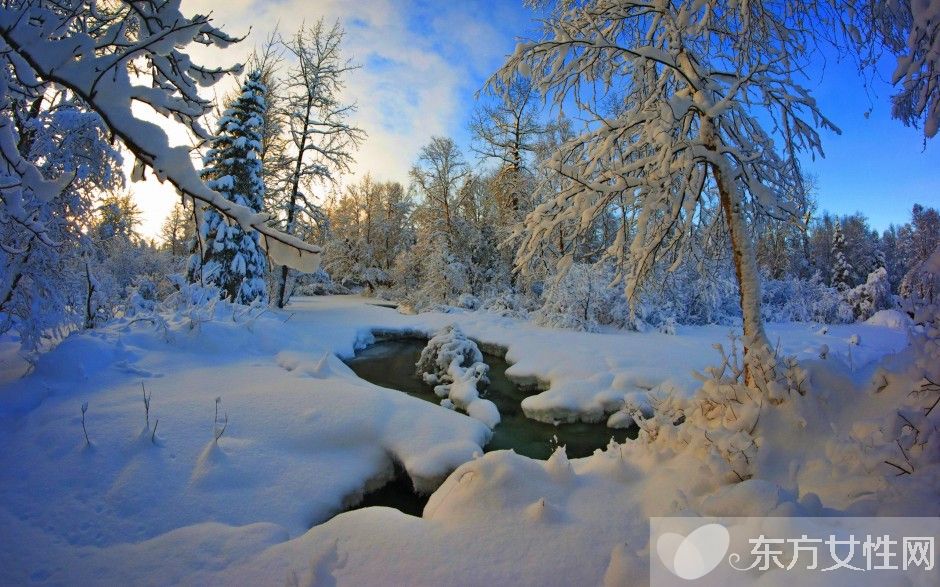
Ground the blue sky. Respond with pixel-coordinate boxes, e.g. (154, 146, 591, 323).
(134, 0, 937, 238)
(797, 47, 939, 231)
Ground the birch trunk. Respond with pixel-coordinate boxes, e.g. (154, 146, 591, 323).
(702, 116, 770, 386)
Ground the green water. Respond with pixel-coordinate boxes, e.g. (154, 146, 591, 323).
(344, 338, 637, 460)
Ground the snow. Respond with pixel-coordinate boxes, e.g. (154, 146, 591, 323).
(416, 325, 500, 428)
(865, 309, 912, 329)
(0, 296, 919, 584)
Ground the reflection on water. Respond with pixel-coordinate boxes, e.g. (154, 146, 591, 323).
(345, 338, 637, 460)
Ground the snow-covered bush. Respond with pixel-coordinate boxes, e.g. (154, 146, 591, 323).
(291, 268, 350, 296)
(535, 263, 629, 332)
(417, 325, 486, 386)
(321, 237, 392, 294)
(393, 234, 471, 311)
(88, 240, 177, 325)
(416, 325, 499, 428)
(534, 260, 862, 334)
(634, 262, 740, 328)
(157, 276, 223, 330)
(845, 267, 894, 321)
(457, 294, 481, 310)
(481, 290, 533, 319)
(629, 337, 808, 483)
(760, 272, 854, 324)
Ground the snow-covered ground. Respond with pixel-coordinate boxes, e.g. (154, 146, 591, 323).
(0, 296, 923, 585)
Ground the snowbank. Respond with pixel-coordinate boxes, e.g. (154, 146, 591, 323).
(0, 298, 490, 584)
(229, 312, 937, 586)
(0, 296, 918, 584)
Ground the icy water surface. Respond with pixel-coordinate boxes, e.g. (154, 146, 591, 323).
(345, 338, 637, 460)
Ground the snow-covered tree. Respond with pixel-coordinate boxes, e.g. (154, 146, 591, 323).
(410, 137, 472, 242)
(160, 201, 197, 258)
(831, 221, 853, 292)
(95, 193, 141, 244)
(323, 176, 411, 290)
(188, 71, 270, 305)
(901, 243, 940, 311)
(0, 0, 320, 276)
(846, 266, 893, 320)
(373, 182, 414, 271)
(403, 138, 518, 307)
(272, 20, 365, 308)
(852, 0, 940, 138)
(902, 204, 940, 269)
(0, 94, 123, 350)
(498, 0, 842, 382)
(900, 205, 940, 302)
(246, 35, 294, 206)
(513, 116, 582, 285)
(410, 232, 470, 307)
(470, 76, 542, 227)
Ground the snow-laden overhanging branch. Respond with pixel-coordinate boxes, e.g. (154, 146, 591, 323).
(0, 1, 320, 272)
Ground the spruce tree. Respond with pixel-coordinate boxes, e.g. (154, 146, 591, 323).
(188, 71, 270, 304)
(831, 221, 852, 292)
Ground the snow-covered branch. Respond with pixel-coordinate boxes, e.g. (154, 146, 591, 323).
(0, 1, 321, 271)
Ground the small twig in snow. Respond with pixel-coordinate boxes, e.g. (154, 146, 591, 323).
(884, 460, 912, 476)
(141, 382, 151, 429)
(214, 397, 228, 442)
(81, 401, 90, 446)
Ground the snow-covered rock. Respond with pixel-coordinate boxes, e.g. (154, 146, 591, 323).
(416, 325, 500, 429)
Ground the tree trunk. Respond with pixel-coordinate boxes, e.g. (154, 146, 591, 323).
(84, 261, 96, 330)
(714, 165, 769, 385)
(275, 95, 314, 309)
(702, 117, 770, 386)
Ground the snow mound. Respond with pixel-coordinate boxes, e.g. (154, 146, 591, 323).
(416, 325, 501, 429)
(864, 309, 911, 329)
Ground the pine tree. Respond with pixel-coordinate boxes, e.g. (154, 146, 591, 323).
(873, 248, 887, 271)
(188, 71, 269, 305)
(831, 221, 852, 292)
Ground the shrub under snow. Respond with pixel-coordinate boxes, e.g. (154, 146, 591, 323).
(416, 325, 500, 428)
(534, 263, 630, 332)
(845, 267, 894, 320)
